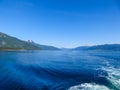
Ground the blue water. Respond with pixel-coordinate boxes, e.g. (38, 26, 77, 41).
(0, 50, 120, 90)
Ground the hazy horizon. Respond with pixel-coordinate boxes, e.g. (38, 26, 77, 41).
(0, 0, 120, 48)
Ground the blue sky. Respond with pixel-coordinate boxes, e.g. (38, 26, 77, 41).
(0, 0, 120, 48)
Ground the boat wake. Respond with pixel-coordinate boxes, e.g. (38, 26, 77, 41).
(68, 66, 120, 90)
(68, 83, 110, 90)
(102, 66, 120, 90)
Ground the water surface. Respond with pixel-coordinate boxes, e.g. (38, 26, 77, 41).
(0, 50, 120, 90)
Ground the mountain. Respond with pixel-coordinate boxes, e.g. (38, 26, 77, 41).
(0, 32, 60, 50)
(0, 32, 40, 50)
(73, 46, 90, 50)
(73, 44, 120, 51)
(31, 43, 60, 50)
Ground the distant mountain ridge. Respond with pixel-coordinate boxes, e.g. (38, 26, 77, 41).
(73, 44, 120, 51)
(1, 32, 119, 51)
(32, 43, 60, 50)
(0, 32, 59, 50)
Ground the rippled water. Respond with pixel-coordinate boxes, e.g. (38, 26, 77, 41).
(0, 50, 120, 90)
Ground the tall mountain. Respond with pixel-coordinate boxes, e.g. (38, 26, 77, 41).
(74, 44, 120, 51)
(0, 32, 60, 50)
(0, 32, 40, 50)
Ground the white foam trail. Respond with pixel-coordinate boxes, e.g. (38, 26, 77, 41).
(102, 67, 120, 89)
(68, 83, 110, 90)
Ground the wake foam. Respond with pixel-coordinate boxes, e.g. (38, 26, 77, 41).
(68, 83, 110, 90)
(68, 64, 120, 90)
(102, 67, 120, 90)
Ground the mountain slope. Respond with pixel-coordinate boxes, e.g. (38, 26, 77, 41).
(0, 32, 40, 50)
(74, 44, 120, 51)
(31, 43, 60, 50)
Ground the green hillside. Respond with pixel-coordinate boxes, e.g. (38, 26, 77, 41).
(0, 32, 40, 50)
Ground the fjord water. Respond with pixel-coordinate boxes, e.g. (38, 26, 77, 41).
(0, 50, 120, 90)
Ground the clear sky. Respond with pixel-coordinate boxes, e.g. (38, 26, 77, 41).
(0, 0, 120, 48)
